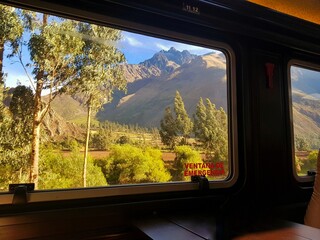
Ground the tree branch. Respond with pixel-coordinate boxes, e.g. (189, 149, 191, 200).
(18, 45, 36, 92)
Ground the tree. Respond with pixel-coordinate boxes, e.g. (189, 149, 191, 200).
(27, 16, 84, 188)
(214, 106, 228, 161)
(194, 98, 228, 161)
(159, 106, 177, 149)
(66, 22, 126, 187)
(193, 97, 207, 143)
(0, 5, 23, 118)
(9, 85, 34, 153)
(174, 91, 193, 144)
(295, 136, 310, 151)
(90, 132, 108, 150)
(10, 85, 34, 123)
(0, 86, 34, 188)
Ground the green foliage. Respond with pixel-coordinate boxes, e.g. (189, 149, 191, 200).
(193, 97, 207, 141)
(172, 145, 202, 181)
(66, 22, 126, 110)
(61, 138, 80, 151)
(0, 5, 23, 50)
(9, 85, 34, 144)
(0, 86, 33, 190)
(159, 92, 194, 148)
(0, 5, 23, 109)
(0, 144, 30, 191)
(103, 144, 170, 184)
(38, 146, 106, 189)
(295, 136, 310, 151)
(116, 135, 131, 145)
(159, 106, 177, 149)
(28, 19, 84, 80)
(174, 91, 193, 141)
(194, 98, 228, 161)
(297, 150, 319, 175)
(307, 150, 318, 170)
(90, 133, 108, 150)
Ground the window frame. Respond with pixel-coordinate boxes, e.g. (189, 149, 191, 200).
(0, 4, 238, 205)
(288, 59, 320, 183)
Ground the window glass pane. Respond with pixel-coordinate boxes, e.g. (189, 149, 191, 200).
(291, 65, 320, 176)
(0, 4, 229, 191)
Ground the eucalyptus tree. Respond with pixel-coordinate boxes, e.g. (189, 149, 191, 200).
(0, 5, 24, 188)
(66, 22, 126, 187)
(174, 91, 193, 144)
(0, 4, 23, 116)
(27, 15, 84, 187)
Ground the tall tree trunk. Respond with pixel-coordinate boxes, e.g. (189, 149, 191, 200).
(29, 14, 48, 189)
(83, 99, 92, 187)
(29, 80, 43, 188)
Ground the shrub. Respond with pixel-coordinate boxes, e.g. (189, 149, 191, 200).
(116, 135, 131, 145)
(307, 150, 319, 170)
(104, 144, 170, 184)
(172, 145, 202, 181)
(90, 133, 107, 150)
(38, 146, 106, 189)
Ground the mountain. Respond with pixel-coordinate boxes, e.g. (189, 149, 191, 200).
(120, 47, 197, 83)
(3, 90, 84, 141)
(42, 108, 84, 141)
(96, 50, 227, 127)
(45, 94, 87, 122)
(291, 66, 320, 146)
(141, 47, 196, 74)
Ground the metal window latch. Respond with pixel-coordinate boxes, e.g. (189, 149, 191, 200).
(307, 170, 317, 176)
(9, 183, 35, 205)
(191, 175, 209, 191)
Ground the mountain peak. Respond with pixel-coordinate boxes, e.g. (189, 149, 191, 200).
(168, 47, 178, 52)
(141, 47, 196, 73)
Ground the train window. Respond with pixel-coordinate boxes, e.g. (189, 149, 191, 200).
(290, 63, 320, 178)
(0, 3, 237, 202)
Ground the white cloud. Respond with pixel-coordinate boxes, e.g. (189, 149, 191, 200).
(123, 35, 143, 47)
(154, 40, 214, 55)
(173, 43, 214, 55)
(155, 43, 170, 51)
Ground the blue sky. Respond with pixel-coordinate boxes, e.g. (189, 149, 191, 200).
(120, 31, 213, 64)
(3, 31, 214, 88)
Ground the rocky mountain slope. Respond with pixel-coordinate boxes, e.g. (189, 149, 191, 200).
(96, 49, 227, 127)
